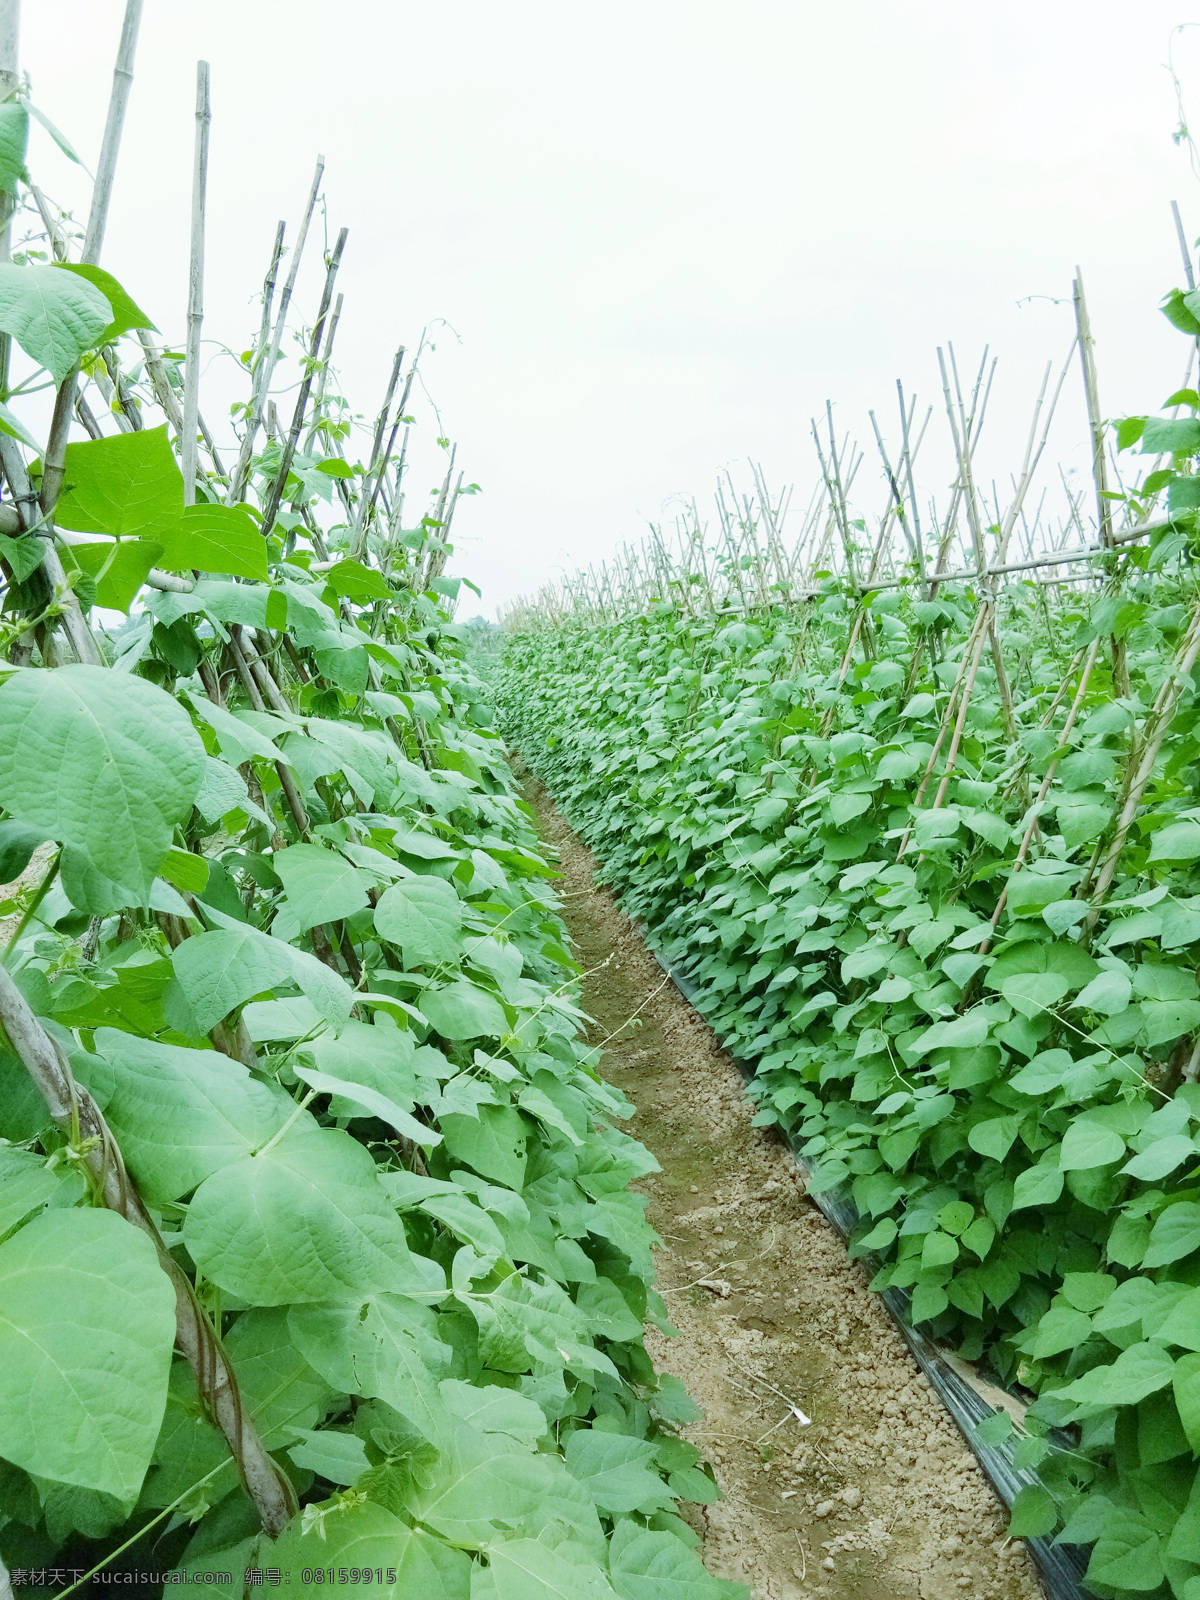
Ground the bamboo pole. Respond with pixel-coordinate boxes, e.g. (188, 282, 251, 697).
(228, 157, 325, 504)
(182, 62, 210, 505)
(258, 227, 348, 538)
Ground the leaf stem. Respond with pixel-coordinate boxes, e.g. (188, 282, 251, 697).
(55, 1457, 235, 1600)
(1, 844, 59, 965)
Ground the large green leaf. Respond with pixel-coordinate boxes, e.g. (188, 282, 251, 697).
(155, 504, 269, 581)
(167, 917, 354, 1033)
(0, 1208, 175, 1500)
(292, 1064, 440, 1148)
(1145, 1203, 1200, 1269)
(408, 1424, 602, 1551)
(0, 261, 111, 383)
(0, 1144, 83, 1234)
(267, 1503, 471, 1600)
(1054, 1342, 1176, 1411)
(1000, 970, 1069, 1019)
(272, 841, 371, 934)
(1085, 1508, 1164, 1592)
(607, 1520, 733, 1600)
(0, 816, 46, 881)
(81, 1029, 291, 1204)
(183, 1126, 437, 1304)
(288, 1295, 451, 1437)
(1073, 970, 1133, 1015)
(441, 1104, 528, 1189)
(421, 979, 510, 1040)
(472, 1538, 617, 1600)
(1149, 820, 1200, 865)
(0, 664, 205, 905)
(55, 263, 154, 345)
(1059, 1120, 1126, 1171)
(69, 536, 163, 613)
(564, 1429, 674, 1515)
(375, 875, 464, 967)
(56, 425, 183, 537)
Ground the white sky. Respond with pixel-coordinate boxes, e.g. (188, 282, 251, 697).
(21, 1, 1200, 616)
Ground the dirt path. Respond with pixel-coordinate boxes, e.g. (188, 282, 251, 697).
(524, 774, 1043, 1600)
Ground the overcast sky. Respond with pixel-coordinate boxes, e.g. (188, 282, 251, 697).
(21, 2, 1200, 616)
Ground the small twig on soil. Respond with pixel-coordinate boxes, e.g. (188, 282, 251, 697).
(755, 1405, 812, 1445)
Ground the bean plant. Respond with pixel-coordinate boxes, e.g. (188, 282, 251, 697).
(496, 302, 1200, 1599)
(0, 59, 743, 1600)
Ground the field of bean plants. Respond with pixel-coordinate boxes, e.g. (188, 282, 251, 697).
(496, 271, 1200, 1599)
(0, 7, 746, 1600)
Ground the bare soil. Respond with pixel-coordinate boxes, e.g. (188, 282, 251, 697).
(523, 772, 1044, 1600)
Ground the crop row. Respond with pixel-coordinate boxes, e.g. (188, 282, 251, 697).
(494, 323, 1200, 1599)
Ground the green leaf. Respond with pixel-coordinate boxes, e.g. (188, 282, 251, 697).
(1145, 1202, 1200, 1268)
(56, 424, 182, 537)
(0, 527, 44, 579)
(909, 1282, 949, 1324)
(1118, 416, 1148, 450)
(0, 100, 29, 192)
(1085, 1508, 1164, 1592)
(154, 504, 269, 581)
(0, 1144, 83, 1235)
(1005, 871, 1080, 917)
(0, 816, 46, 881)
(69, 537, 163, 612)
(421, 979, 510, 1040)
(0, 664, 205, 906)
(607, 1520, 730, 1600)
(474, 1539, 617, 1600)
(266, 1503, 471, 1600)
(292, 1064, 440, 1149)
(55, 263, 155, 344)
(1124, 1136, 1198, 1182)
(1011, 1162, 1064, 1209)
(81, 1029, 291, 1204)
(272, 842, 371, 934)
(1031, 1305, 1092, 1359)
(441, 1104, 528, 1190)
(167, 916, 353, 1033)
(183, 1126, 437, 1305)
(1073, 970, 1132, 1015)
(1174, 1353, 1200, 1452)
(564, 1428, 674, 1515)
(0, 1208, 175, 1500)
(1000, 971, 1069, 1019)
(375, 875, 464, 968)
(1148, 819, 1200, 864)
(1007, 1483, 1056, 1539)
(1140, 999, 1200, 1048)
(967, 1117, 1018, 1162)
(1143, 416, 1200, 454)
(323, 558, 393, 602)
(438, 1379, 547, 1445)
(1056, 1342, 1176, 1410)
(0, 261, 111, 383)
(287, 1427, 371, 1485)
(1060, 1120, 1125, 1170)
(921, 1230, 959, 1268)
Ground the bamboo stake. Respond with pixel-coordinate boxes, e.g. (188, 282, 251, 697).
(0, 963, 295, 1534)
(302, 289, 344, 455)
(228, 157, 325, 504)
(1084, 599, 1200, 928)
(182, 62, 210, 505)
(258, 228, 348, 538)
(982, 637, 1102, 947)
